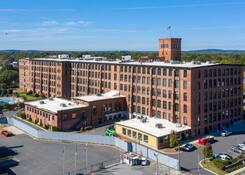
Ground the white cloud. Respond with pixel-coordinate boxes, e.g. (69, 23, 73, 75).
(65, 20, 94, 26)
(41, 20, 59, 26)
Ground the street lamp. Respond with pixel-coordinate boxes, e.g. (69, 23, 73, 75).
(154, 152, 159, 175)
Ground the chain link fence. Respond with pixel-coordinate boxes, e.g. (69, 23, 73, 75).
(68, 158, 120, 175)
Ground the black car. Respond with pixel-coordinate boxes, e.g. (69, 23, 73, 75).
(180, 143, 195, 151)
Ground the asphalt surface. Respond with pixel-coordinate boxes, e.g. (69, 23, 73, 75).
(0, 134, 121, 175)
(170, 133, 245, 175)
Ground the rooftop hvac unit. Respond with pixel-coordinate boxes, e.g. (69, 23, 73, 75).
(155, 123, 163, 128)
(137, 115, 143, 119)
(39, 101, 45, 104)
(141, 118, 147, 123)
(60, 103, 67, 107)
(49, 97, 54, 101)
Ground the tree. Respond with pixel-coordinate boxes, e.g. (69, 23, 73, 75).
(169, 131, 180, 148)
(203, 143, 213, 159)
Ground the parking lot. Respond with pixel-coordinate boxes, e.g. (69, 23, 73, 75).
(170, 133, 245, 175)
(0, 134, 121, 175)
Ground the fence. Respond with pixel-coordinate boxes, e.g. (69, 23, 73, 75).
(2, 116, 180, 170)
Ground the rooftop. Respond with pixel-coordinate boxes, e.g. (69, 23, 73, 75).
(25, 57, 221, 68)
(116, 117, 191, 137)
(25, 98, 86, 113)
(73, 90, 124, 102)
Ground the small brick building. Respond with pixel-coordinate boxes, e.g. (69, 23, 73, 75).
(24, 91, 127, 130)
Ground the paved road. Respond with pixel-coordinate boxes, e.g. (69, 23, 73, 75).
(0, 134, 121, 175)
(170, 133, 245, 175)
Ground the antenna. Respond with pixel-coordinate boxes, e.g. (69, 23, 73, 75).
(166, 26, 172, 37)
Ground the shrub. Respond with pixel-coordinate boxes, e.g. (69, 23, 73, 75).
(203, 143, 213, 159)
(44, 125, 49, 129)
(3, 103, 11, 110)
(27, 90, 33, 95)
(52, 127, 61, 132)
(34, 120, 38, 124)
(34, 93, 40, 97)
(16, 102, 24, 108)
(40, 94, 46, 98)
(212, 159, 226, 170)
(169, 131, 180, 148)
(17, 112, 26, 119)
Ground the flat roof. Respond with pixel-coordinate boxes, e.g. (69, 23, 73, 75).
(25, 98, 86, 113)
(73, 90, 124, 102)
(24, 57, 224, 68)
(116, 117, 191, 137)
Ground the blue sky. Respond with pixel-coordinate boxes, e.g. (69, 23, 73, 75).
(0, 0, 245, 51)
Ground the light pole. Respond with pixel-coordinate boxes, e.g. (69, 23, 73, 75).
(62, 145, 65, 175)
(85, 143, 88, 170)
(74, 144, 77, 175)
(154, 152, 159, 175)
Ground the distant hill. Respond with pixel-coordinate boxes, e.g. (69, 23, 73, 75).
(185, 49, 245, 54)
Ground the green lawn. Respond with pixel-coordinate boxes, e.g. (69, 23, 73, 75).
(201, 159, 227, 175)
(17, 92, 44, 101)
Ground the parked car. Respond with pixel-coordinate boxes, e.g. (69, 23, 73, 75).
(104, 126, 116, 137)
(237, 143, 245, 151)
(180, 143, 195, 151)
(198, 135, 215, 145)
(212, 153, 232, 161)
(0, 130, 14, 137)
(220, 130, 232, 137)
(231, 145, 243, 154)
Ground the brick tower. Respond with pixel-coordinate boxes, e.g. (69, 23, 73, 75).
(159, 38, 182, 61)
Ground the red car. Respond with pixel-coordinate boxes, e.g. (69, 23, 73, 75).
(0, 130, 14, 137)
(198, 136, 215, 145)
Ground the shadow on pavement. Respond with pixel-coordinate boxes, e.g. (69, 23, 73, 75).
(0, 147, 17, 158)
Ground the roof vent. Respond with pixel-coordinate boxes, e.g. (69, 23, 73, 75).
(155, 123, 163, 129)
(60, 103, 67, 107)
(39, 101, 45, 104)
(49, 97, 54, 101)
(141, 117, 147, 123)
(137, 115, 143, 120)
(96, 93, 101, 96)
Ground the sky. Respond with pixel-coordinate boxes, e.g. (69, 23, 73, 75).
(0, 0, 245, 51)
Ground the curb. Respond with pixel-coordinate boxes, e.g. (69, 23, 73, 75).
(199, 159, 219, 175)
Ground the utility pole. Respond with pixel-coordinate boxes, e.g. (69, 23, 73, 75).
(154, 152, 159, 175)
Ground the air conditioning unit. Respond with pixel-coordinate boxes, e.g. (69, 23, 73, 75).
(60, 103, 67, 107)
(39, 101, 45, 104)
(155, 123, 163, 128)
(141, 118, 147, 123)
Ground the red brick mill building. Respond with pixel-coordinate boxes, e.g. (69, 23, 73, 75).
(19, 38, 244, 135)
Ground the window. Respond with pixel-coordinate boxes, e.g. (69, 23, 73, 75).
(143, 135, 148, 143)
(127, 129, 131, 137)
(183, 80, 187, 89)
(183, 104, 187, 113)
(183, 92, 187, 101)
(133, 131, 137, 138)
(122, 128, 126, 135)
(138, 133, 142, 141)
(183, 70, 187, 77)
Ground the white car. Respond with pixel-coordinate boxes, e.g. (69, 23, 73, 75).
(212, 153, 232, 161)
(220, 130, 232, 137)
(238, 143, 245, 151)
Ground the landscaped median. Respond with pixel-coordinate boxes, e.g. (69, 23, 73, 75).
(200, 154, 245, 175)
